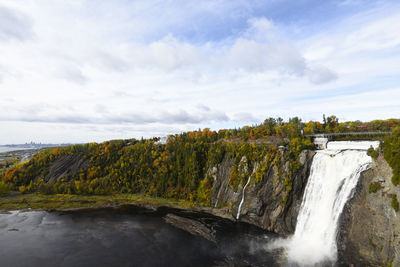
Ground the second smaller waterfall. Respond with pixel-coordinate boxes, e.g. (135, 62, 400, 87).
(237, 176, 251, 220)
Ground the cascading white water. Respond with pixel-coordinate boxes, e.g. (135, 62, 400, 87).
(286, 141, 379, 266)
(237, 176, 252, 220)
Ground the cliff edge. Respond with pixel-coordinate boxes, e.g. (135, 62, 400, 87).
(209, 150, 315, 235)
(338, 155, 400, 266)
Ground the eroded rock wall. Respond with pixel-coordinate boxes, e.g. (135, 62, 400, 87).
(338, 155, 400, 266)
(43, 153, 88, 182)
(209, 150, 315, 235)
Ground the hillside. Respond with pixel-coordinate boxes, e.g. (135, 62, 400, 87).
(0, 118, 398, 221)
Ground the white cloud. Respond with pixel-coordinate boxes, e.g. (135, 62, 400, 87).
(0, 1, 399, 143)
(343, 15, 400, 53)
(0, 102, 230, 125)
(245, 17, 274, 41)
(301, 7, 400, 60)
(232, 112, 260, 123)
(58, 66, 88, 85)
(224, 38, 307, 75)
(130, 35, 204, 71)
(292, 87, 400, 121)
(306, 65, 338, 85)
(0, 5, 33, 41)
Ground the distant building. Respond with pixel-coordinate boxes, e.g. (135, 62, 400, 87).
(155, 137, 168, 145)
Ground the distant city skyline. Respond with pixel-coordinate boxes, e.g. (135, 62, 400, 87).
(1, 0, 400, 144)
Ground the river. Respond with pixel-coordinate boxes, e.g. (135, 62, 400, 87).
(0, 206, 280, 267)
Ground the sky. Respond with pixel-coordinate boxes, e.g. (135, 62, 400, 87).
(0, 0, 400, 144)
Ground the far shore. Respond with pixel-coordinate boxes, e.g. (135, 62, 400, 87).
(0, 192, 233, 220)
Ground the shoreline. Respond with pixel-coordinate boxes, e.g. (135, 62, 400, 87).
(0, 192, 234, 221)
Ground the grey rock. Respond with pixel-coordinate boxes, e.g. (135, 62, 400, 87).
(42, 153, 88, 182)
(163, 213, 217, 243)
(337, 155, 400, 266)
(210, 150, 315, 235)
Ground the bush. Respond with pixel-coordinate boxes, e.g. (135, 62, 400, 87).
(369, 182, 381, 193)
(0, 181, 10, 196)
(19, 185, 27, 194)
(38, 182, 54, 195)
(383, 127, 400, 186)
(392, 195, 399, 212)
(367, 146, 379, 159)
(392, 174, 400, 186)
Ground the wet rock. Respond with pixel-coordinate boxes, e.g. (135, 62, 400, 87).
(163, 213, 217, 244)
(0, 210, 11, 214)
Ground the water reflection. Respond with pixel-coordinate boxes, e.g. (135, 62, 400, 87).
(0, 206, 280, 267)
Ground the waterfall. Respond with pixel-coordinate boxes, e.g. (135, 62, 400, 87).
(236, 175, 252, 220)
(286, 141, 379, 266)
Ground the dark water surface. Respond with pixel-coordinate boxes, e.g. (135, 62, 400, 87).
(0, 206, 281, 267)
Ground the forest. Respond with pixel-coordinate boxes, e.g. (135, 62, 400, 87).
(1, 116, 399, 205)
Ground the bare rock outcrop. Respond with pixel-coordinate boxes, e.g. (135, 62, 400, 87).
(210, 150, 315, 235)
(44, 153, 88, 182)
(163, 213, 217, 243)
(338, 155, 400, 266)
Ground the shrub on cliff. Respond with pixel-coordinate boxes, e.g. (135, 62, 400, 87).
(0, 181, 9, 196)
(367, 146, 379, 159)
(383, 126, 400, 185)
(392, 195, 399, 212)
(368, 182, 381, 193)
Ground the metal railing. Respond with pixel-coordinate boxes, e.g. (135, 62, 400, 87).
(305, 131, 391, 138)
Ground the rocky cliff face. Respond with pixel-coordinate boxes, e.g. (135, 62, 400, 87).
(209, 150, 315, 235)
(338, 155, 400, 266)
(44, 153, 88, 182)
(209, 149, 400, 265)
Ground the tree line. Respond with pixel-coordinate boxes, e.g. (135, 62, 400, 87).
(1, 116, 399, 204)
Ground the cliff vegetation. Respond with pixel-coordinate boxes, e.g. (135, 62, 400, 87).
(1, 116, 399, 208)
